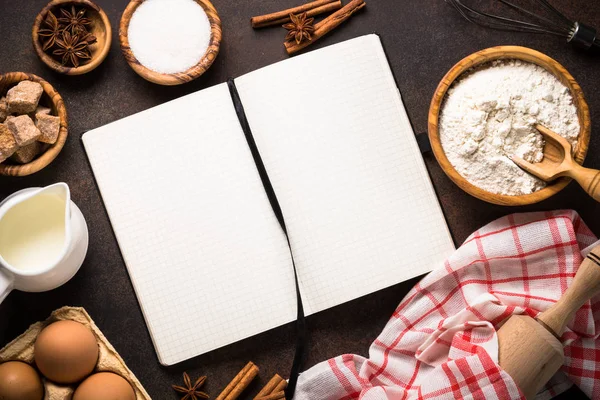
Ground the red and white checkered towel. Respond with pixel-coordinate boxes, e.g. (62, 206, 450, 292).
(294, 210, 600, 400)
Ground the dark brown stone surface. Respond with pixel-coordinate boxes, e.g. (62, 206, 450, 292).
(0, 1, 598, 398)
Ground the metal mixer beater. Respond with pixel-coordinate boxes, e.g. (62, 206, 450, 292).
(447, 0, 599, 51)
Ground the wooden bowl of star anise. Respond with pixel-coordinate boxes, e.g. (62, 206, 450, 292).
(32, 0, 112, 75)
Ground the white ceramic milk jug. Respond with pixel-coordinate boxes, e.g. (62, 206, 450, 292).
(0, 183, 88, 304)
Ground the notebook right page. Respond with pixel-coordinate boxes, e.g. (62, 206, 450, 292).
(235, 35, 455, 315)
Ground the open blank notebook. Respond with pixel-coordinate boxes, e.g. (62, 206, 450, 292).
(83, 35, 455, 365)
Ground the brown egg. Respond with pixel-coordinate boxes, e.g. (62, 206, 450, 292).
(73, 372, 136, 400)
(0, 361, 44, 400)
(34, 320, 99, 383)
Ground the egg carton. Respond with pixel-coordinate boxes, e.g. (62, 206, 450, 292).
(0, 306, 151, 400)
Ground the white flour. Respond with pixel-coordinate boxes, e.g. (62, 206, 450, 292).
(439, 60, 580, 195)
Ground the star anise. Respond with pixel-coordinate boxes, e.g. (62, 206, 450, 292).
(38, 11, 63, 51)
(58, 5, 91, 34)
(172, 372, 209, 400)
(53, 31, 91, 67)
(78, 31, 97, 45)
(283, 12, 315, 45)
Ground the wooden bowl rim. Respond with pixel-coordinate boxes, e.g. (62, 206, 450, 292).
(0, 72, 68, 177)
(428, 45, 591, 206)
(119, 0, 222, 86)
(32, 0, 112, 76)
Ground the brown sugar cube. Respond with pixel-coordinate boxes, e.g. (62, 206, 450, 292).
(6, 115, 41, 146)
(35, 105, 51, 116)
(7, 80, 43, 114)
(10, 141, 43, 164)
(0, 97, 7, 123)
(36, 113, 60, 144)
(0, 124, 18, 163)
(28, 105, 51, 121)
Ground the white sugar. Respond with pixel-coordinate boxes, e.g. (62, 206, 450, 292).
(128, 0, 211, 74)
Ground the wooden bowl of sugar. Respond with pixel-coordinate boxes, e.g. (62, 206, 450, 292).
(428, 46, 591, 206)
(119, 0, 221, 86)
(0, 72, 68, 177)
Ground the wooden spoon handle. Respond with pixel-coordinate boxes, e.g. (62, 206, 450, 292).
(537, 245, 600, 336)
(568, 164, 600, 202)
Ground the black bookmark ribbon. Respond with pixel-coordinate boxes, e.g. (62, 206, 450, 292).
(227, 79, 306, 399)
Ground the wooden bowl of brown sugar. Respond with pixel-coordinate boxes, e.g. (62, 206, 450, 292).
(32, 0, 112, 75)
(119, 0, 222, 86)
(428, 46, 591, 206)
(0, 72, 68, 177)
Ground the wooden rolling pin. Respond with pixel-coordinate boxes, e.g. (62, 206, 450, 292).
(498, 245, 600, 398)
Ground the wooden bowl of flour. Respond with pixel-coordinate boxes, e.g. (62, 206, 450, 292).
(119, 0, 221, 85)
(428, 46, 591, 206)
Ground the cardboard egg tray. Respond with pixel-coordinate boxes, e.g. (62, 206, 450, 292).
(0, 306, 151, 400)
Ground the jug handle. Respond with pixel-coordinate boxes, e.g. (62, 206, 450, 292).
(0, 269, 13, 304)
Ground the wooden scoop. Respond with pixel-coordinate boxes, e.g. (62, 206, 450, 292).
(510, 125, 600, 202)
(498, 245, 600, 398)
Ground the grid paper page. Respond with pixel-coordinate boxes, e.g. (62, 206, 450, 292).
(83, 83, 296, 365)
(236, 35, 455, 315)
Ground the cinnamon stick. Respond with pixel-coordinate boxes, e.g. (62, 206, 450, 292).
(256, 391, 286, 400)
(254, 374, 288, 399)
(266, 2, 343, 27)
(254, 375, 284, 399)
(285, 0, 367, 55)
(216, 362, 260, 400)
(252, 0, 342, 28)
(273, 379, 287, 393)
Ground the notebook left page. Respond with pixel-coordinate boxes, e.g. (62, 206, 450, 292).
(83, 83, 296, 365)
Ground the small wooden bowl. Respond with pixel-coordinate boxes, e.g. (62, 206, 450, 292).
(0, 72, 68, 177)
(428, 46, 591, 206)
(32, 0, 112, 75)
(119, 0, 222, 86)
